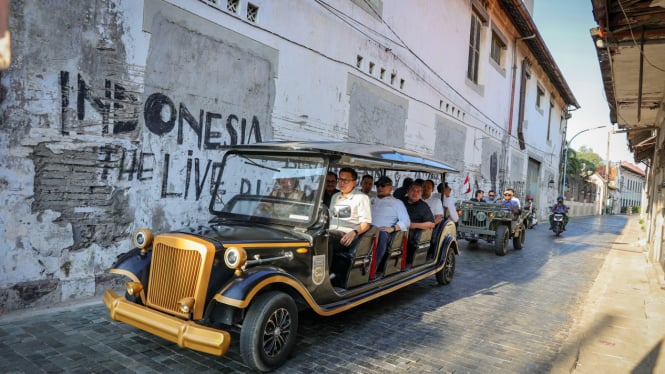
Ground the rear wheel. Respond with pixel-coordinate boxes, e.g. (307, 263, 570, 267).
(240, 291, 299, 372)
(494, 225, 509, 256)
(436, 247, 456, 285)
(513, 224, 525, 250)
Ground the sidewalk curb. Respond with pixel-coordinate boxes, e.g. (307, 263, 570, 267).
(0, 296, 103, 323)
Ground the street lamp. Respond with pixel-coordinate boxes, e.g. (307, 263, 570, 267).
(562, 125, 608, 193)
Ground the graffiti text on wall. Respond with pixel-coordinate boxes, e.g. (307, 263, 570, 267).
(60, 71, 264, 200)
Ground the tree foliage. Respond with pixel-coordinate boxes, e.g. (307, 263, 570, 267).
(567, 146, 604, 178)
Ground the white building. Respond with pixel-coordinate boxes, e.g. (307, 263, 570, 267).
(618, 161, 646, 214)
(0, 0, 577, 312)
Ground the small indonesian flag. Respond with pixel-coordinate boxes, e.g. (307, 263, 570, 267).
(463, 175, 471, 194)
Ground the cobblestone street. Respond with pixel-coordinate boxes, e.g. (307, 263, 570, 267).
(0, 215, 631, 373)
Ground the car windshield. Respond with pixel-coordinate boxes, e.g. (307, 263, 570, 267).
(211, 152, 326, 225)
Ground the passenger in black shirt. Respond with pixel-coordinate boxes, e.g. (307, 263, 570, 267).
(403, 182, 435, 229)
(323, 171, 340, 207)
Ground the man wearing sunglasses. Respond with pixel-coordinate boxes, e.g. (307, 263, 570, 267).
(370, 176, 410, 271)
(499, 190, 521, 215)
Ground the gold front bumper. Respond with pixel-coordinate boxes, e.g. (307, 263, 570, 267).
(103, 290, 231, 356)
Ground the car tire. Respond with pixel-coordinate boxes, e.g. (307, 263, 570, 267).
(240, 291, 299, 372)
(494, 225, 509, 256)
(436, 247, 456, 285)
(513, 224, 525, 250)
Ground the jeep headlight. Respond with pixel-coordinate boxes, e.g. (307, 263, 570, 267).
(224, 247, 247, 275)
(487, 212, 495, 219)
(132, 229, 153, 254)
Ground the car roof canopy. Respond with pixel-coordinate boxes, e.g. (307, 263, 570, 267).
(224, 141, 459, 174)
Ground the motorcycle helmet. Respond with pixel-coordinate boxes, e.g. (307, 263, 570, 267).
(557, 195, 564, 202)
(526, 195, 533, 201)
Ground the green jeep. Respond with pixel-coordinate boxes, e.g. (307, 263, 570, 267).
(455, 200, 527, 256)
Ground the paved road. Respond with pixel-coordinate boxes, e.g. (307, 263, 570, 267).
(0, 215, 629, 373)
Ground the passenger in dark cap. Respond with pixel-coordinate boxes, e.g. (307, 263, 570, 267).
(371, 176, 410, 274)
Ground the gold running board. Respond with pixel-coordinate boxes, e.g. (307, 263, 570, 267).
(104, 290, 230, 356)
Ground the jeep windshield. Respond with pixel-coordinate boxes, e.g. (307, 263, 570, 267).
(210, 152, 326, 225)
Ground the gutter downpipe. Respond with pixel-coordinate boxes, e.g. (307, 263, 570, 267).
(508, 34, 535, 135)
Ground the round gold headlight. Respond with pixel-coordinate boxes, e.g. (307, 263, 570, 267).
(224, 247, 247, 270)
(132, 229, 153, 249)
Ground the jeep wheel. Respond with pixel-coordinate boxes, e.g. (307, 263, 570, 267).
(240, 291, 299, 372)
(513, 225, 525, 250)
(436, 247, 456, 285)
(494, 225, 509, 256)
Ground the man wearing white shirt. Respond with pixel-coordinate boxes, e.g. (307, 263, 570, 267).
(423, 179, 444, 225)
(370, 176, 410, 270)
(329, 167, 372, 249)
(442, 183, 459, 224)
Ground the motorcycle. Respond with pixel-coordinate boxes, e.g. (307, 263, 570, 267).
(525, 207, 537, 229)
(551, 213, 564, 236)
(524, 199, 537, 229)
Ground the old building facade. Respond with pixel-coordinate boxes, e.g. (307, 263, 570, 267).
(0, 0, 576, 312)
(590, 0, 665, 268)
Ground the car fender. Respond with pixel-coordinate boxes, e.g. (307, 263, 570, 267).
(213, 268, 318, 311)
(440, 219, 459, 255)
(441, 233, 459, 256)
(109, 248, 152, 283)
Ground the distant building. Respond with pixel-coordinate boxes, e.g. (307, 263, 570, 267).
(618, 162, 646, 213)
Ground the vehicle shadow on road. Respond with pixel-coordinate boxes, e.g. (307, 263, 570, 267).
(278, 215, 632, 372)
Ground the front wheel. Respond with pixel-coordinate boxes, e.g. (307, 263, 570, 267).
(494, 225, 509, 256)
(513, 224, 525, 250)
(436, 247, 456, 285)
(240, 291, 299, 372)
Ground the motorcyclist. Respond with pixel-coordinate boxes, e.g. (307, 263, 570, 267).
(549, 195, 569, 231)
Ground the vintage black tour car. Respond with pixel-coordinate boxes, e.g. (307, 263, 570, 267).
(103, 141, 459, 371)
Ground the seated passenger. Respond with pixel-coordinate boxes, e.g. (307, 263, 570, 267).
(370, 176, 410, 271)
(422, 179, 444, 225)
(470, 189, 487, 203)
(505, 188, 521, 210)
(487, 190, 498, 203)
(404, 181, 435, 230)
(442, 183, 459, 224)
(359, 174, 377, 199)
(499, 190, 520, 215)
(323, 171, 340, 207)
(257, 177, 305, 217)
(393, 177, 413, 202)
(271, 177, 304, 200)
(329, 167, 372, 257)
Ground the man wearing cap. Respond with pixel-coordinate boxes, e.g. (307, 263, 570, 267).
(370, 176, 411, 271)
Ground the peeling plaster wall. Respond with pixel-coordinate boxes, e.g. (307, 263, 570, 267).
(0, 0, 277, 313)
(0, 0, 571, 313)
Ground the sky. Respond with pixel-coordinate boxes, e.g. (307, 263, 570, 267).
(532, 0, 640, 167)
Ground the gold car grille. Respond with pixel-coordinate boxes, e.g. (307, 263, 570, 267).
(146, 234, 216, 320)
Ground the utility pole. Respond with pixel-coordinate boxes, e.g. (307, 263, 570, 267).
(605, 131, 611, 215)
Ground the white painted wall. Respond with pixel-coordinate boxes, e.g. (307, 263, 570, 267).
(0, 0, 573, 312)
